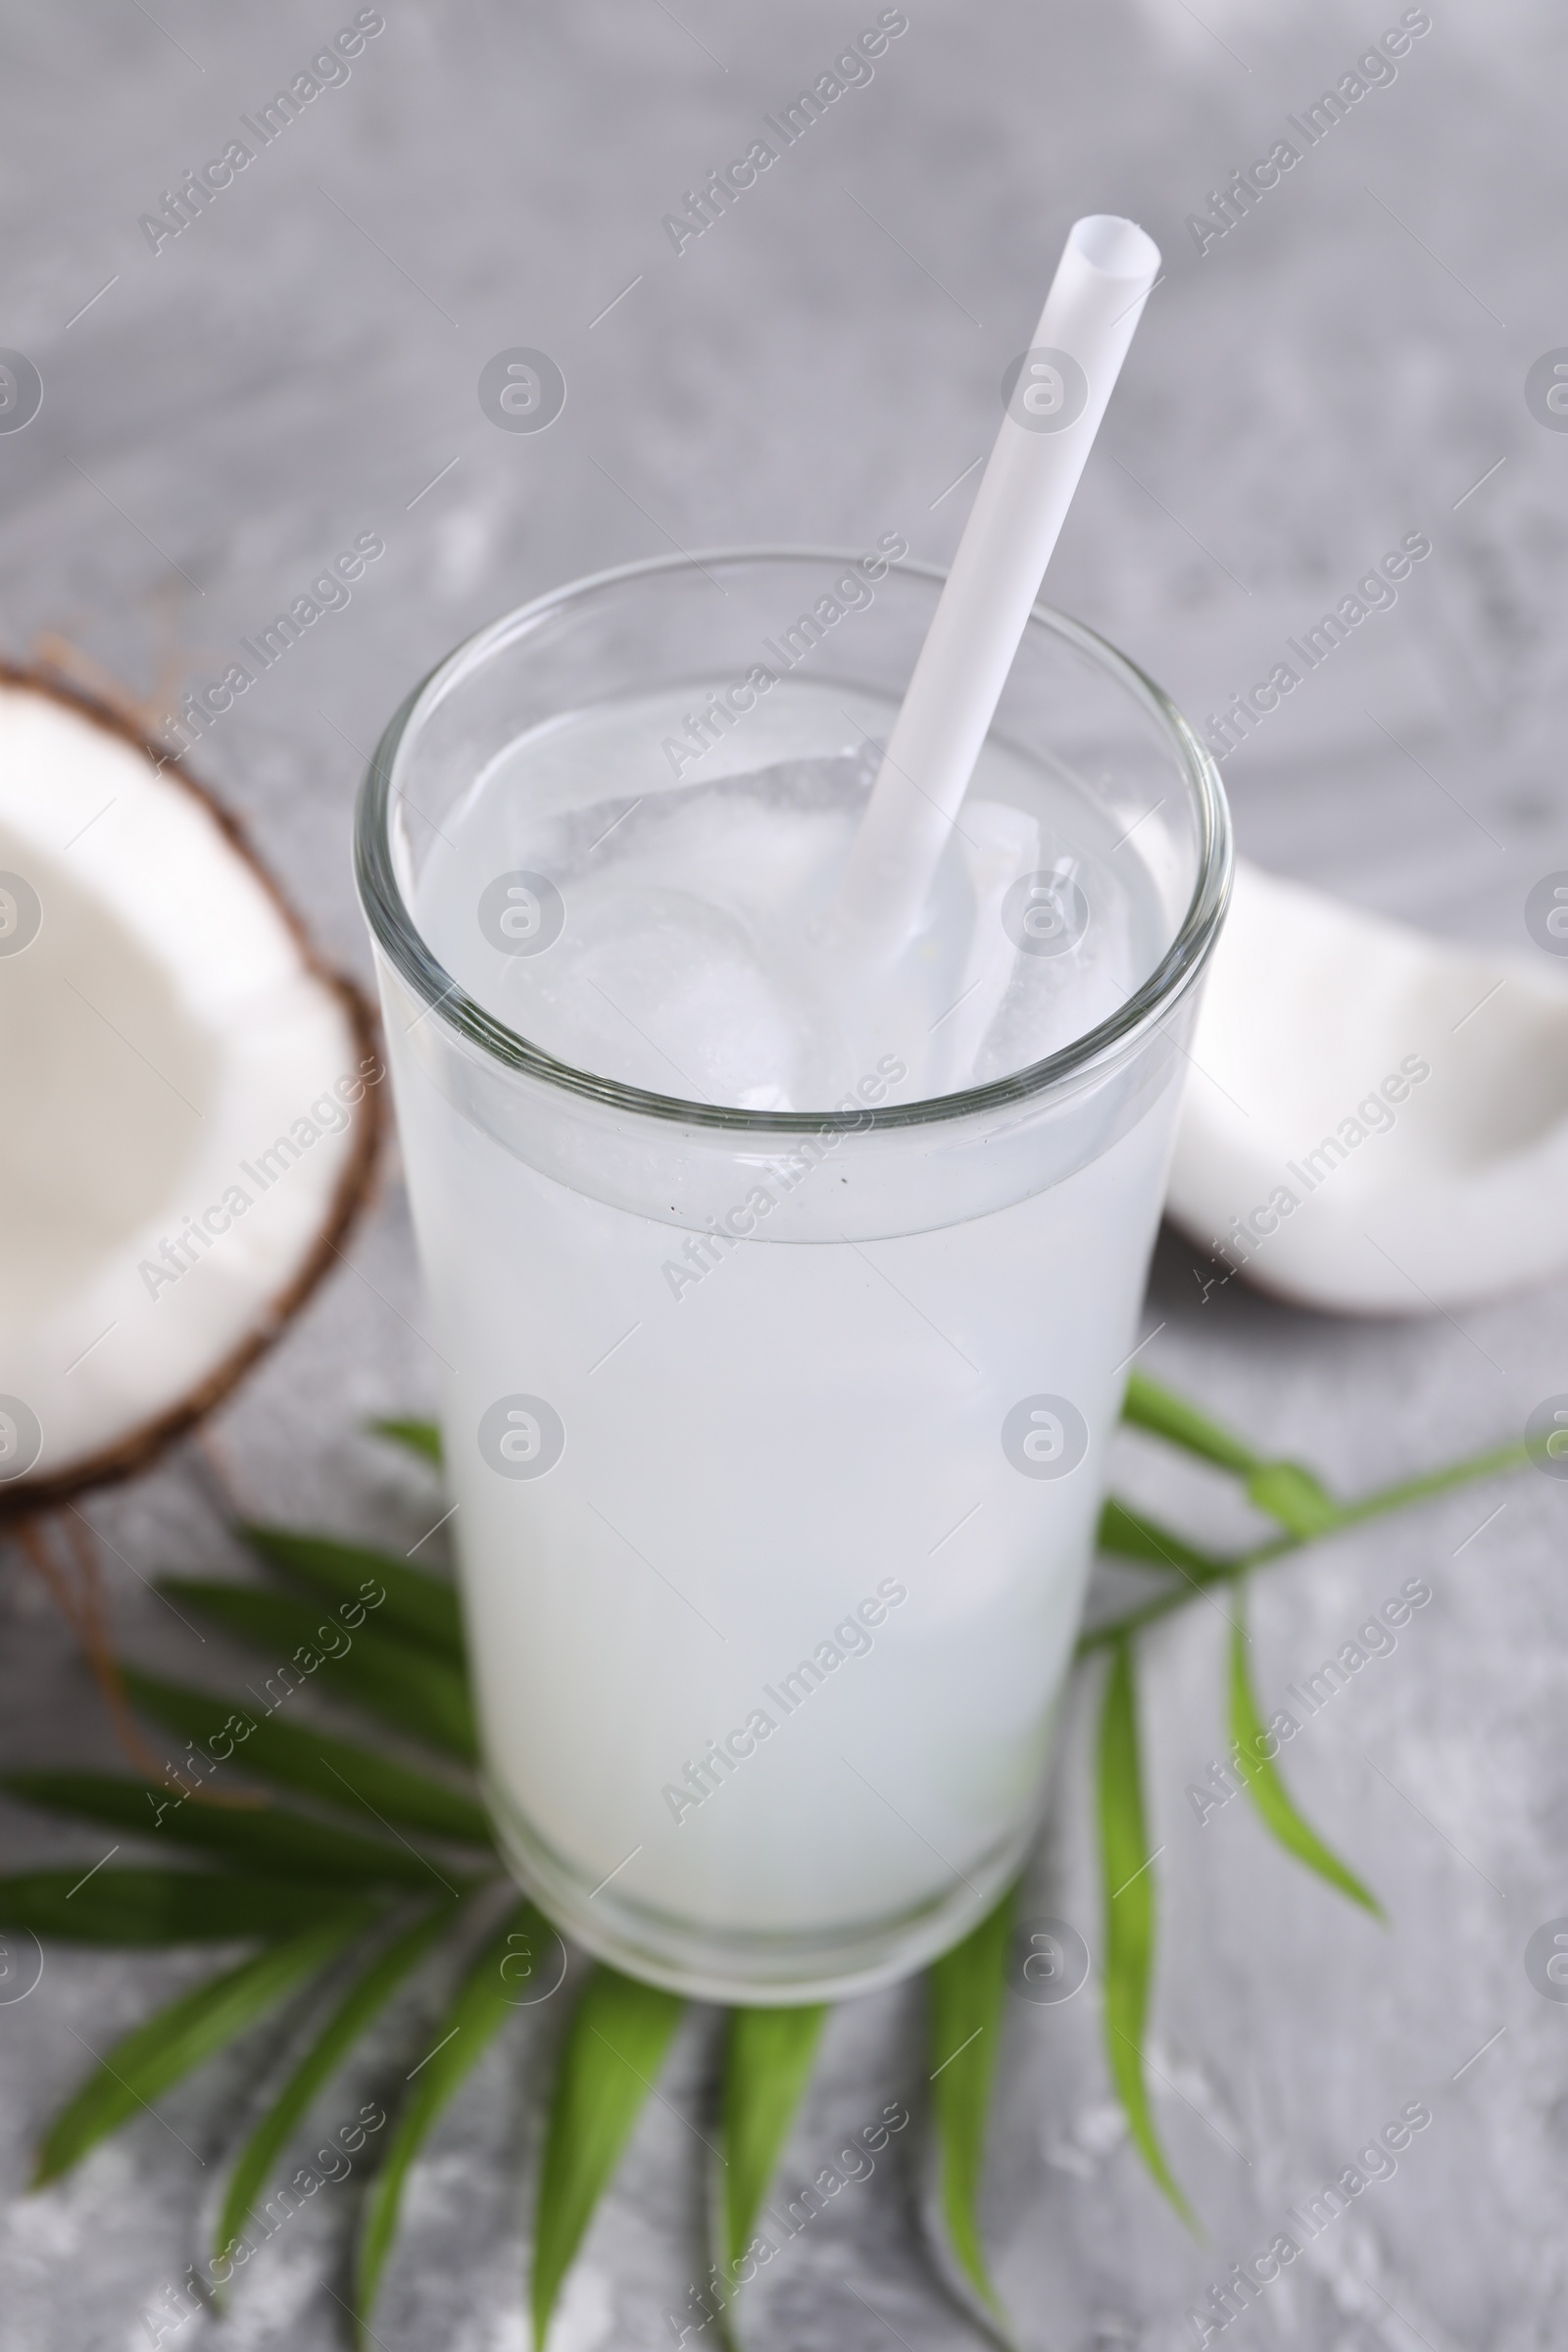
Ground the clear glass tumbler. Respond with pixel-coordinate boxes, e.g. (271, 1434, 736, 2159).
(355, 548, 1230, 2002)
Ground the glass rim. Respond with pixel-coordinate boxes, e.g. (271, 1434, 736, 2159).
(354, 544, 1233, 1135)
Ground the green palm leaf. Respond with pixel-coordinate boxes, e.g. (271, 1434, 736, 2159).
(0, 1869, 345, 1944)
(1098, 1498, 1223, 1582)
(1241, 1461, 1342, 1539)
(1122, 1373, 1338, 1536)
(5, 1372, 1512, 2347)
(240, 1527, 465, 1659)
(156, 1581, 477, 1760)
(927, 1886, 1016, 2328)
(1097, 1636, 1196, 2230)
(33, 1905, 376, 2184)
(355, 1897, 539, 2344)
(2, 1772, 446, 1890)
(532, 1965, 684, 2350)
(216, 1903, 458, 2274)
(1122, 1372, 1262, 1472)
(122, 1668, 493, 1848)
(371, 1417, 443, 1466)
(1228, 1608, 1382, 1916)
(719, 2004, 828, 2281)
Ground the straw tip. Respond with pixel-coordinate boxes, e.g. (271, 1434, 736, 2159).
(1067, 215, 1161, 282)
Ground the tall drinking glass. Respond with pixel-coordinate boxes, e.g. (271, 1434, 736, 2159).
(355, 548, 1229, 2002)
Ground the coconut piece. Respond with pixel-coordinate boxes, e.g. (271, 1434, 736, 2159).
(1166, 857, 1568, 1314)
(0, 667, 381, 1512)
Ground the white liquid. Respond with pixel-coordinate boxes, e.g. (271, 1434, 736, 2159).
(416, 681, 1159, 1109)
(396, 680, 1180, 1988)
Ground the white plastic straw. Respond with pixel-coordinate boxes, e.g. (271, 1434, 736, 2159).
(835, 215, 1161, 955)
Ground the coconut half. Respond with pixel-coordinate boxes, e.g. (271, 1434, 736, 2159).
(1166, 858, 1568, 1315)
(0, 668, 381, 1512)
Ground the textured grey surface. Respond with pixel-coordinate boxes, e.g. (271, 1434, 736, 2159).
(3, 2, 1568, 2345)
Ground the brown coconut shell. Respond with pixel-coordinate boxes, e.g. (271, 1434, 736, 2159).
(0, 661, 384, 1519)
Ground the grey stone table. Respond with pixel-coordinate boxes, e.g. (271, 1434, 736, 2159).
(3, 2, 1568, 2344)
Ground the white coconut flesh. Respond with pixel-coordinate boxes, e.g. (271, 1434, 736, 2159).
(1166, 858, 1568, 1314)
(0, 677, 377, 1502)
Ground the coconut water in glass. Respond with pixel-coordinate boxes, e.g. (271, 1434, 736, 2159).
(356, 547, 1228, 2001)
